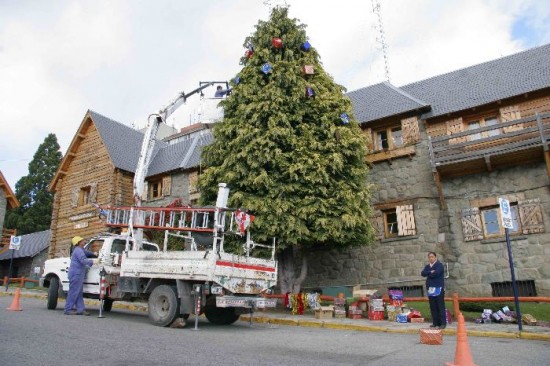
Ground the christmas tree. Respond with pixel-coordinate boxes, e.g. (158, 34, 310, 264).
(200, 7, 374, 292)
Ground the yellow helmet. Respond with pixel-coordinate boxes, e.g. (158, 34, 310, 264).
(71, 236, 85, 246)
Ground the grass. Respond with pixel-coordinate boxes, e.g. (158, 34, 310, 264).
(408, 301, 550, 323)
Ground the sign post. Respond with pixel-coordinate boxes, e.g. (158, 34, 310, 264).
(6, 236, 21, 291)
(498, 198, 522, 331)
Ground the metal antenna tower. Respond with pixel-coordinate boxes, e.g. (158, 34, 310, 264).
(372, 0, 391, 82)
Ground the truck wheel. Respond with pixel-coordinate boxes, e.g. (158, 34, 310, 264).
(204, 297, 240, 325)
(148, 285, 180, 327)
(47, 277, 60, 310)
(102, 299, 114, 312)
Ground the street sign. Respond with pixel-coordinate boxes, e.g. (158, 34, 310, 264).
(9, 235, 21, 250)
(498, 198, 514, 229)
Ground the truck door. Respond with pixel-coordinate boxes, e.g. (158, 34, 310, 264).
(83, 239, 104, 295)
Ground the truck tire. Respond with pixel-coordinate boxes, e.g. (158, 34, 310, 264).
(148, 285, 180, 327)
(47, 277, 60, 310)
(102, 299, 114, 312)
(204, 297, 240, 325)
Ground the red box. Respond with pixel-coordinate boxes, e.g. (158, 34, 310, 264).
(411, 317, 425, 323)
(368, 310, 384, 320)
(420, 329, 443, 345)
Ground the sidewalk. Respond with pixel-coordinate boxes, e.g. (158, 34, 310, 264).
(4, 288, 549, 341)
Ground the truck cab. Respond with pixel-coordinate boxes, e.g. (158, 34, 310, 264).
(41, 235, 159, 310)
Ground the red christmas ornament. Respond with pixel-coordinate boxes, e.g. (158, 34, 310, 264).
(245, 49, 254, 59)
(272, 37, 283, 49)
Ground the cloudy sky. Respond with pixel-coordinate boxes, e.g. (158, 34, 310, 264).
(1, 0, 549, 190)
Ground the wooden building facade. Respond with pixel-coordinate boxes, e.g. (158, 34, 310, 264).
(48, 111, 210, 258)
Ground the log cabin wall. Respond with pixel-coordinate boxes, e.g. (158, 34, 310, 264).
(49, 118, 121, 258)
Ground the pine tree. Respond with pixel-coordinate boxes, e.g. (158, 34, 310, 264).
(5, 133, 62, 234)
(199, 7, 374, 292)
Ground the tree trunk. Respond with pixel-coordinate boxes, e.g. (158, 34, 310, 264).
(278, 246, 308, 294)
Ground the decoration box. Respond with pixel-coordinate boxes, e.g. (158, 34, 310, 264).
(420, 329, 443, 345)
(315, 306, 334, 319)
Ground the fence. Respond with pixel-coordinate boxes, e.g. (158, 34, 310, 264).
(2, 276, 39, 289)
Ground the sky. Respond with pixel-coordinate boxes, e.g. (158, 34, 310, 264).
(1, 0, 549, 190)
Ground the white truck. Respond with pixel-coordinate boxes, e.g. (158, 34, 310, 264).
(41, 184, 278, 326)
(41, 82, 278, 326)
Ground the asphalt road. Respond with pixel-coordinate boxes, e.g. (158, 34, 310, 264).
(1, 296, 549, 366)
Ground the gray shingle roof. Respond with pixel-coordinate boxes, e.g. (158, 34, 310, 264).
(89, 110, 145, 173)
(347, 81, 429, 123)
(0, 230, 51, 260)
(402, 43, 550, 119)
(88, 110, 210, 177)
(349, 43, 550, 123)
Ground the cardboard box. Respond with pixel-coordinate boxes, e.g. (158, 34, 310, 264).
(315, 306, 334, 319)
(411, 317, 425, 323)
(420, 329, 443, 345)
(368, 310, 384, 321)
(352, 285, 378, 298)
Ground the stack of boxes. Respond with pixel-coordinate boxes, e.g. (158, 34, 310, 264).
(387, 290, 404, 322)
(333, 297, 346, 319)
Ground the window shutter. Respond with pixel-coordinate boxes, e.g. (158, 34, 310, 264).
(71, 187, 79, 208)
(500, 105, 522, 133)
(89, 182, 97, 203)
(396, 205, 416, 236)
(162, 176, 171, 196)
(363, 128, 374, 152)
(372, 211, 385, 240)
(401, 117, 420, 144)
(518, 199, 544, 234)
(446, 117, 467, 144)
(189, 171, 199, 194)
(461, 208, 483, 241)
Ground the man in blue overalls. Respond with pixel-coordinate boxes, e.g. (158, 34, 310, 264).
(64, 236, 97, 315)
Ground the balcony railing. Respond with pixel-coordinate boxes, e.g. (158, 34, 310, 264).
(428, 112, 550, 176)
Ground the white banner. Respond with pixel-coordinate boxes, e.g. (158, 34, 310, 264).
(9, 236, 21, 250)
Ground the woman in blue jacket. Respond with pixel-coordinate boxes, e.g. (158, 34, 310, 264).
(421, 252, 446, 329)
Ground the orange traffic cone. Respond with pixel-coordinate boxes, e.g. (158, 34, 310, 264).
(445, 312, 476, 366)
(6, 288, 23, 311)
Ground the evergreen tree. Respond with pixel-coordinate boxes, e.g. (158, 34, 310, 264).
(5, 133, 62, 234)
(199, 7, 374, 292)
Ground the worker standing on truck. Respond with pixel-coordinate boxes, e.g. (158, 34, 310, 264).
(64, 236, 98, 315)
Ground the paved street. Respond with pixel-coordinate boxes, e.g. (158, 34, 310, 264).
(1, 296, 550, 366)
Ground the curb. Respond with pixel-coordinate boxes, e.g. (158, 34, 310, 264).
(240, 314, 550, 342)
(4, 291, 549, 341)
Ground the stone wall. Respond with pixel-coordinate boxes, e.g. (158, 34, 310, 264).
(303, 132, 550, 297)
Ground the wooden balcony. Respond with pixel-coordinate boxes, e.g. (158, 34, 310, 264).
(428, 112, 550, 179)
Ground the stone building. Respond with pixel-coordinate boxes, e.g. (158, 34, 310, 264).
(303, 43, 550, 297)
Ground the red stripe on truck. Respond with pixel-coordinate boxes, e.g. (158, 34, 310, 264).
(216, 260, 276, 272)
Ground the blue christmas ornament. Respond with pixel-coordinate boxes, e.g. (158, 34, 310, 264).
(233, 76, 241, 85)
(261, 63, 272, 74)
(340, 112, 350, 124)
(301, 41, 311, 51)
(305, 87, 315, 97)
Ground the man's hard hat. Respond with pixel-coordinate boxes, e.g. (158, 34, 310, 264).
(71, 236, 85, 245)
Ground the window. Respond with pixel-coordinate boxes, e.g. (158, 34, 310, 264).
(71, 183, 97, 208)
(466, 116, 500, 141)
(384, 210, 399, 237)
(374, 126, 404, 150)
(79, 186, 91, 206)
(461, 198, 544, 241)
(148, 179, 162, 199)
(378, 205, 416, 239)
(491, 280, 537, 297)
